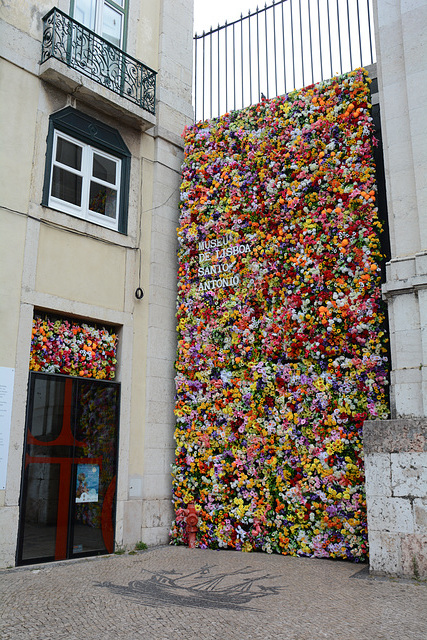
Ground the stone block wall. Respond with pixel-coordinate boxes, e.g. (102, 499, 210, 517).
(364, 419, 427, 578)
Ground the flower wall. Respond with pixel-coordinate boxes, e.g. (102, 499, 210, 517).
(172, 69, 388, 560)
(30, 315, 118, 380)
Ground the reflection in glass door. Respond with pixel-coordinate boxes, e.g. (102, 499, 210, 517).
(17, 373, 120, 565)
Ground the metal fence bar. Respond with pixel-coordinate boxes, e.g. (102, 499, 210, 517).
(257, 9, 261, 102)
(241, 14, 244, 108)
(273, 1, 278, 98)
(194, 36, 198, 121)
(366, 0, 374, 64)
(233, 22, 236, 110)
(193, 0, 376, 121)
(281, 1, 287, 94)
(218, 28, 220, 117)
(326, 0, 333, 78)
(307, 0, 314, 85)
(265, 2, 269, 98)
(336, 0, 343, 75)
(317, 0, 324, 82)
(346, 0, 353, 72)
(249, 11, 253, 104)
(202, 33, 205, 120)
(210, 30, 213, 119)
(356, 0, 363, 67)
(299, 0, 304, 88)
(290, 0, 296, 89)
(225, 21, 228, 113)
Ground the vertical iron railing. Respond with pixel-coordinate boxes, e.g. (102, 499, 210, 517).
(194, 0, 376, 121)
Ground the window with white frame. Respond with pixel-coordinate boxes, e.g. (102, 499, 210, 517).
(73, 0, 127, 49)
(43, 107, 131, 234)
(49, 131, 121, 230)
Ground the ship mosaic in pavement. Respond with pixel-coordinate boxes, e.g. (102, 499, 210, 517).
(96, 564, 286, 610)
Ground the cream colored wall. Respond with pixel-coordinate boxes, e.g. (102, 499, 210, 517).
(0, 60, 39, 213)
(0, 210, 26, 548)
(0, 56, 38, 539)
(128, 135, 155, 480)
(133, 0, 194, 546)
(133, 0, 160, 71)
(0, 213, 26, 368)
(0, 56, 36, 367)
(0, 1, 67, 40)
(36, 228, 127, 309)
(0, 0, 168, 567)
(0, 0, 194, 565)
(115, 129, 156, 545)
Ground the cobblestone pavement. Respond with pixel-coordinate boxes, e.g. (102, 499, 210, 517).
(1, 546, 426, 640)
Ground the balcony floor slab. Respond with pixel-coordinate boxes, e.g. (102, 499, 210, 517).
(39, 58, 156, 131)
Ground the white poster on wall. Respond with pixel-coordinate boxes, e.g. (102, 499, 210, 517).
(0, 367, 15, 491)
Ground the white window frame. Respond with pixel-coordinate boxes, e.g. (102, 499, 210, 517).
(73, 0, 126, 49)
(48, 130, 121, 231)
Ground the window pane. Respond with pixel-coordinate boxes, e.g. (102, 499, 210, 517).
(56, 138, 82, 171)
(52, 167, 82, 206)
(30, 377, 65, 441)
(21, 463, 61, 561)
(72, 381, 120, 557)
(89, 181, 117, 218)
(93, 153, 116, 184)
(74, 0, 96, 31)
(102, 4, 122, 47)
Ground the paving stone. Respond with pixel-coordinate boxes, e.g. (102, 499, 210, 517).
(0, 546, 426, 639)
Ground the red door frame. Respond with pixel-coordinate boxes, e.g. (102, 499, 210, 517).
(18, 374, 119, 564)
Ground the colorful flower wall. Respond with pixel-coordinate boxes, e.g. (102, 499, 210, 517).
(172, 69, 388, 561)
(30, 315, 118, 380)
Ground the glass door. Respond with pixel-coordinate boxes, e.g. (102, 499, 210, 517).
(17, 373, 120, 565)
(70, 379, 119, 556)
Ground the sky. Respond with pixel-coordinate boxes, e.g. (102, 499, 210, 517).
(194, 0, 264, 34)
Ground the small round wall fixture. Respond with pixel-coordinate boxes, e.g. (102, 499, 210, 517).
(135, 287, 144, 300)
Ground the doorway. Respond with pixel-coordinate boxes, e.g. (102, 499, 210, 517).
(17, 372, 120, 565)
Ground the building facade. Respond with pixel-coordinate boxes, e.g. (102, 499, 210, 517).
(0, 0, 193, 567)
(1, 0, 426, 579)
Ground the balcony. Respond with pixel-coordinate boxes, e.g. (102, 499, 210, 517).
(40, 7, 156, 128)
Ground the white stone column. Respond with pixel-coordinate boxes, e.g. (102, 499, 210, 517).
(364, 0, 427, 579)
(374, 0, 427, 418)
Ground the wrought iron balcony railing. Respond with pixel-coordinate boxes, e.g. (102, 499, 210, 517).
(41, 7, 156, 115)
